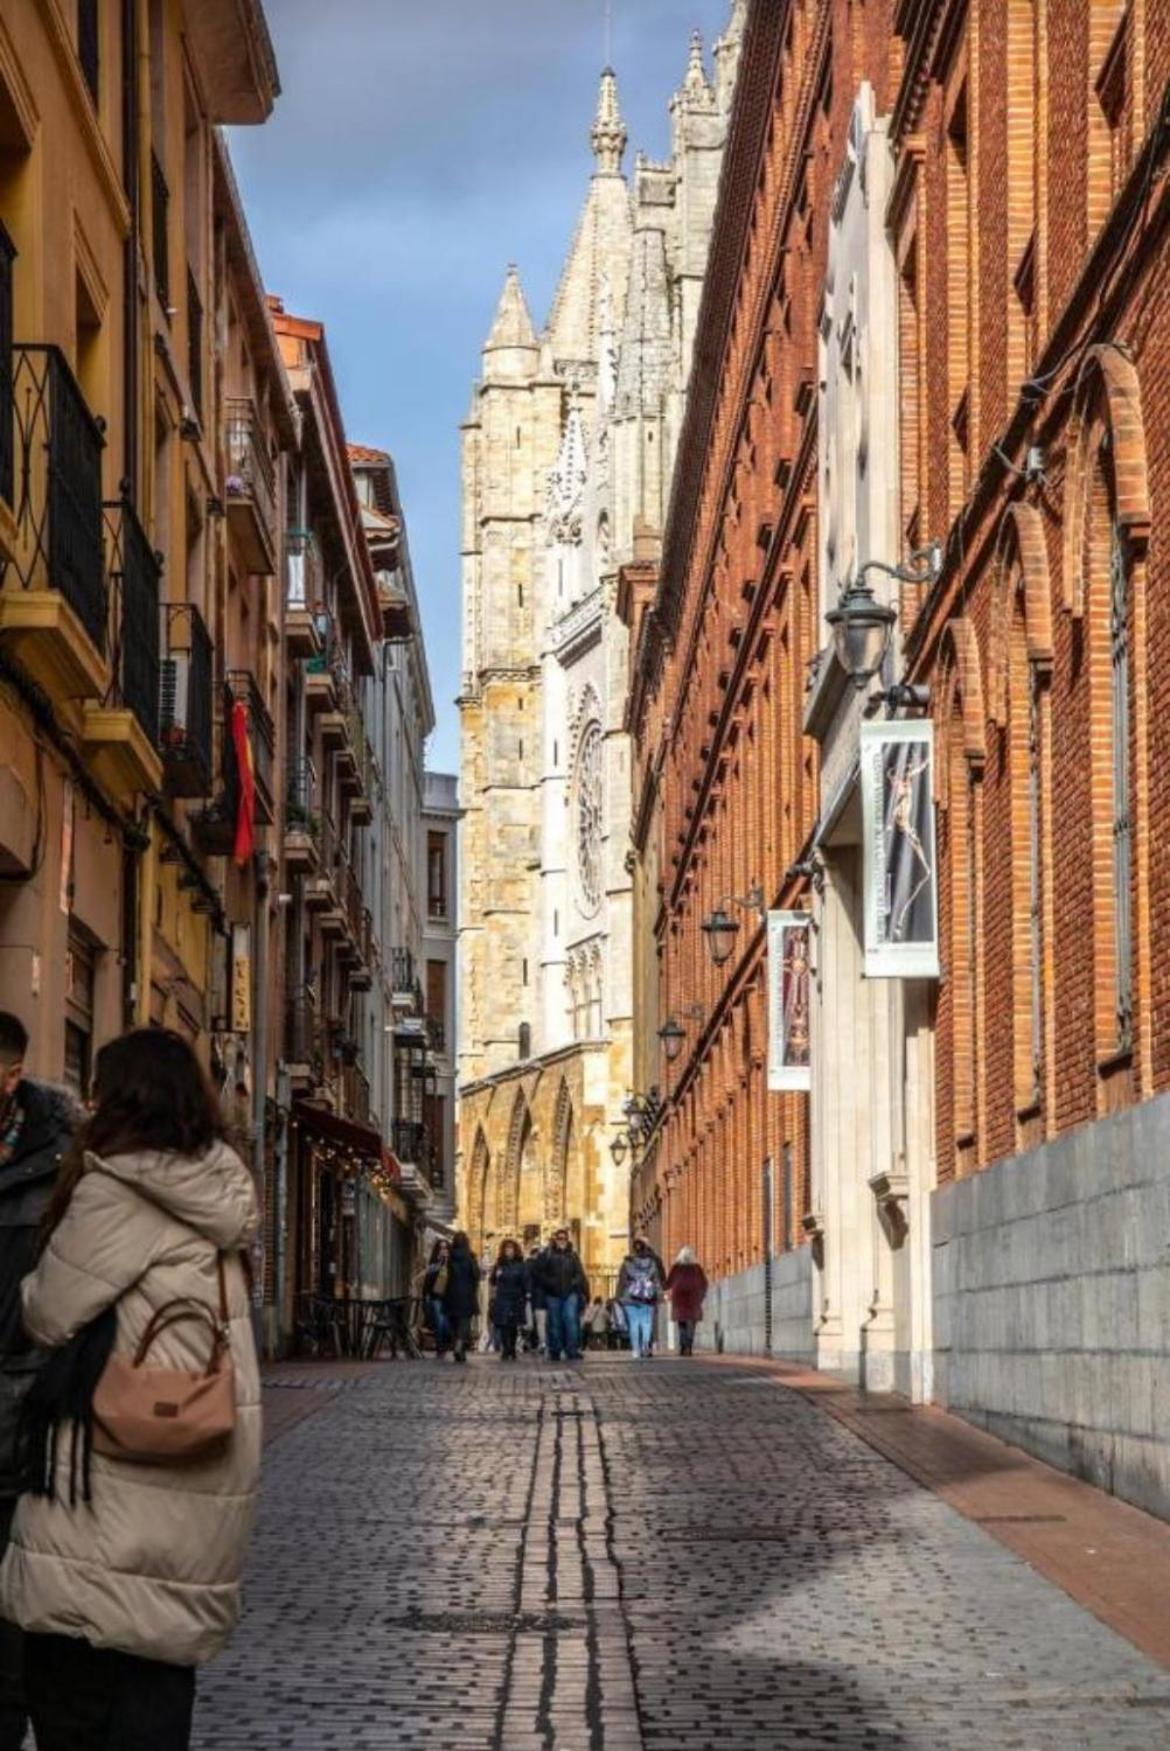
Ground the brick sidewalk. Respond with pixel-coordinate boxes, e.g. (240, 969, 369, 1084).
(195, 1355, 1170, 1749)
(706, 1352, 1170, 1673)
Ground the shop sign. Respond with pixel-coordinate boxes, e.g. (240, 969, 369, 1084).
(860, 719, 939, 978)
(767, 910, 812, 1091)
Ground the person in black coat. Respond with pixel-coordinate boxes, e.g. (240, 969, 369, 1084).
(0, 1012, 78, 1749)
(440, 1232, 481, 1363)
(531, 1230, 589, 1362)
(488, 1240, 528, 1362)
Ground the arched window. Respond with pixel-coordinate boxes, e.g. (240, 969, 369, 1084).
(1108, 498, 1133, 1051)
(518, 1021, 531, 1061)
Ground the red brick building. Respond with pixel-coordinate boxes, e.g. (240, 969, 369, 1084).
(630, 0, 1170, 1514)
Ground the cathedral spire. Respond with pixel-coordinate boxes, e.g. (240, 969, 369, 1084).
(485, 264, 537, 352)
(682, 30, 710, 100)
(591, 66, 627, 175)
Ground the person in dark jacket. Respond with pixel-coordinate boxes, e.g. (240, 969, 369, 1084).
(664, 1247, 709, 1356)
(526, 1245, 547, 1354)
(441, 1233, 481, 1363)
(0, 1012, 77, 1749)
(532, 1230, 589, 1362)
(488, 1240, 528, 1361)
(421, 1240, 451, 1357)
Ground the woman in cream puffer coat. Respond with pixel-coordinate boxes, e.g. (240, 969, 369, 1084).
(0, 1028, 261, 1750)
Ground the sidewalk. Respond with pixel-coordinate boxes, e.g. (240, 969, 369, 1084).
(707, 1351, 1170, 1672)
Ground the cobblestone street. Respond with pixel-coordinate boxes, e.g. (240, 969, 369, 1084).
(194, 1359, 1170, 1750)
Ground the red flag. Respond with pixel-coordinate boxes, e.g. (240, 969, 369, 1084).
(230, 699, 255, 866)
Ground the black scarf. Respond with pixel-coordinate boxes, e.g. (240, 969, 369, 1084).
(18, 1308, 117, 1507)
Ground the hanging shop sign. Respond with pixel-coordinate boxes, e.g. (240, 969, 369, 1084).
(767, 910, 812, 1091)
(860, 719, 939, 979)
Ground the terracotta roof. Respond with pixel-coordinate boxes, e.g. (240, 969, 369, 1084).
(348, 442, 390, 465)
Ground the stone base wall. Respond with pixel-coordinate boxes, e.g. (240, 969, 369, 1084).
(933, 1096, 1170, 1521)
(689, 1248, 814, 1361)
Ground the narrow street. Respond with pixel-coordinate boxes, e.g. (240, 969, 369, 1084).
(195, 1360, 1170, 1750)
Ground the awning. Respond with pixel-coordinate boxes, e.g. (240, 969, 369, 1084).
(292, 1100, 385, 1168)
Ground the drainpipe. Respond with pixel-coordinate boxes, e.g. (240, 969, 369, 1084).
(252, 848, 270, 1347)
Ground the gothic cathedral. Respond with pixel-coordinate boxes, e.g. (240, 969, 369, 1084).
(457, 13, 745, 1285)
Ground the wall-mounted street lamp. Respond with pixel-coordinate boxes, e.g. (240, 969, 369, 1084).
(825, 544, 941, 690)
(609, 1131, 629, 1167)
(701, 886, 765, 967)
(657, 1004, 705, 1063)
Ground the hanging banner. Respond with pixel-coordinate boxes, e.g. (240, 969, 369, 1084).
(767, 910, 812, 1091)
(860, 719, 939, 978)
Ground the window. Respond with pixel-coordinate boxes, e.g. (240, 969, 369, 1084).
(1110, 517, 1133, 1050)
(426, 959, 446, 1028)
(946, 79, 971, 516)
(518, 1022, 531, 1060)
(64, 926, 97, 1097)
(427, 831, 446, 919)
(1027, 672, 1044, 1099)
(78, 0, 99, 104)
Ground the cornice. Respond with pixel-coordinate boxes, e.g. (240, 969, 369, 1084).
(891, 0, 968, 143)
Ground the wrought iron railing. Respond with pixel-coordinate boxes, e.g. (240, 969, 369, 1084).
(0, 227, 14, 509)
(151, 152, 170, 309)
(4, 345, 105, 649)
(285, 993, 322, 1070)
(286, 756, 318, 827)
(226, 669, 275, 814)
(187, 267, 203, 423)
(390, 1118, 427, 1167)
(159, 603, 213, 795)
(286, 528, 322, 610)
(225, 398, 275, 549)
(103, 497, 161, 743)
(388, 948, 417, 997)
(341, 856, 364, 943)
(342, 1062, 371, 1124)
(425, 1014, 446, 1054)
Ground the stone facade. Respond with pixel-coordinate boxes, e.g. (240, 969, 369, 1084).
(459, 17, 743, 1281)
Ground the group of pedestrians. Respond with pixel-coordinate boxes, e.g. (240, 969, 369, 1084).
(0, 1011, 261, 1749)
(421, 1225, 708, 1365)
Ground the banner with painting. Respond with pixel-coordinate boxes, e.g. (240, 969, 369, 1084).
(860, 719, 939, 978)
(767, 910, 812, 1091)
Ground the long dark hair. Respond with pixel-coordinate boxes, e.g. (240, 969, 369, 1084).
(43, 1028, 224, 1241)
(428, 1239, 449, 1266)
(450, 1230, 472, 1258)
(495, 1238, 521, 1266)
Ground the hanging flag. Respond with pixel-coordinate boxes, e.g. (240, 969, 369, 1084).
(860, 719, 939, 978)
(230, 696, 255, 866)
(767, 911, 812, 1091)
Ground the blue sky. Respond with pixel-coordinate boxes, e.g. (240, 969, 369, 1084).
(232, 0, 733, 772)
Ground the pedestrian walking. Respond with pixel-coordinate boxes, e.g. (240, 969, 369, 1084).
(441, 1233, 481, 1363)
(531, 1229, 588, 1362)
(488, 1240, 528, 1361)
(0, 1027, 260, 1751)
(664, 1247, 709, 1357)
(584, 1297, 608, 1352)
(421, 1240, 451, 1358)
(617, 1237, 664, 1359)
(0, 1012, 78, 1749)
(526, 1244, 548, 1354)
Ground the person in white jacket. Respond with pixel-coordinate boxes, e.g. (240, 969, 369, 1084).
(0, 1028, 261, 1751)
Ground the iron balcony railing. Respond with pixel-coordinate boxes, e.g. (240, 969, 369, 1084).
(390, 1118, 427, 1167)
(388, 947, 415, 996)
(285, 993, 322, 1072)
(0, 226, 14, 509)
(342, 1062, 371, 1125)
(103, 497, 161, 744)
(286, 528, 323, 610)
(226, 669, 276, 820)
(151, 152, 170, 309)
(286, 755, 318, 827)
(159, 603, 213, 796)
(225, 398, 275, 553)
(425, 1014, 446, 1054)
(340, 855, 364, 944)
(4, 345, 105, 649)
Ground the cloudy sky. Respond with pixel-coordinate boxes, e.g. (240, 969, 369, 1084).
(231, 0, 734, 772)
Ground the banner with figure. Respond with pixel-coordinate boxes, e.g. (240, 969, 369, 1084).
(860, 719, 939, 978)
(767, 911, 812, 1090)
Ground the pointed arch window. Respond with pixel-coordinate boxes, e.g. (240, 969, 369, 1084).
(1110, 515, 1133, 1051)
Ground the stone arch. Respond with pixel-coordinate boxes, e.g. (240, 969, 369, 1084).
(468, 1127, 491, 1251)
(503, 1085, 541, 1242)
(934, 616, 987, 804)
(547, 1078, 573, 1228)
(1063, 344, 1150, 617)
(988, 501, 1054, 725)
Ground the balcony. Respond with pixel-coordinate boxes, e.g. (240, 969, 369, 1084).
(425, 1014, 446, 1054)
(285, 529, 322, 658)
(390, 1117, 427, 1168)
(160, 604, 213, 798)
(284, 756, 319, 874)
(82, 496, 164, 797)
(225, 398, 276, 575)
(304, 810, 338, 911)
(389, 948, 423, 1014)
(284, 992, 323, 1093)
(0, 345, 109, 702)
(184, 0, 279, 125)
(341, 1061, 371, 1125)
(226, 669, 276, 825)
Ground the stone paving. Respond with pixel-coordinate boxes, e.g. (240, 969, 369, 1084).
(194, 1357, 1170, 1750)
